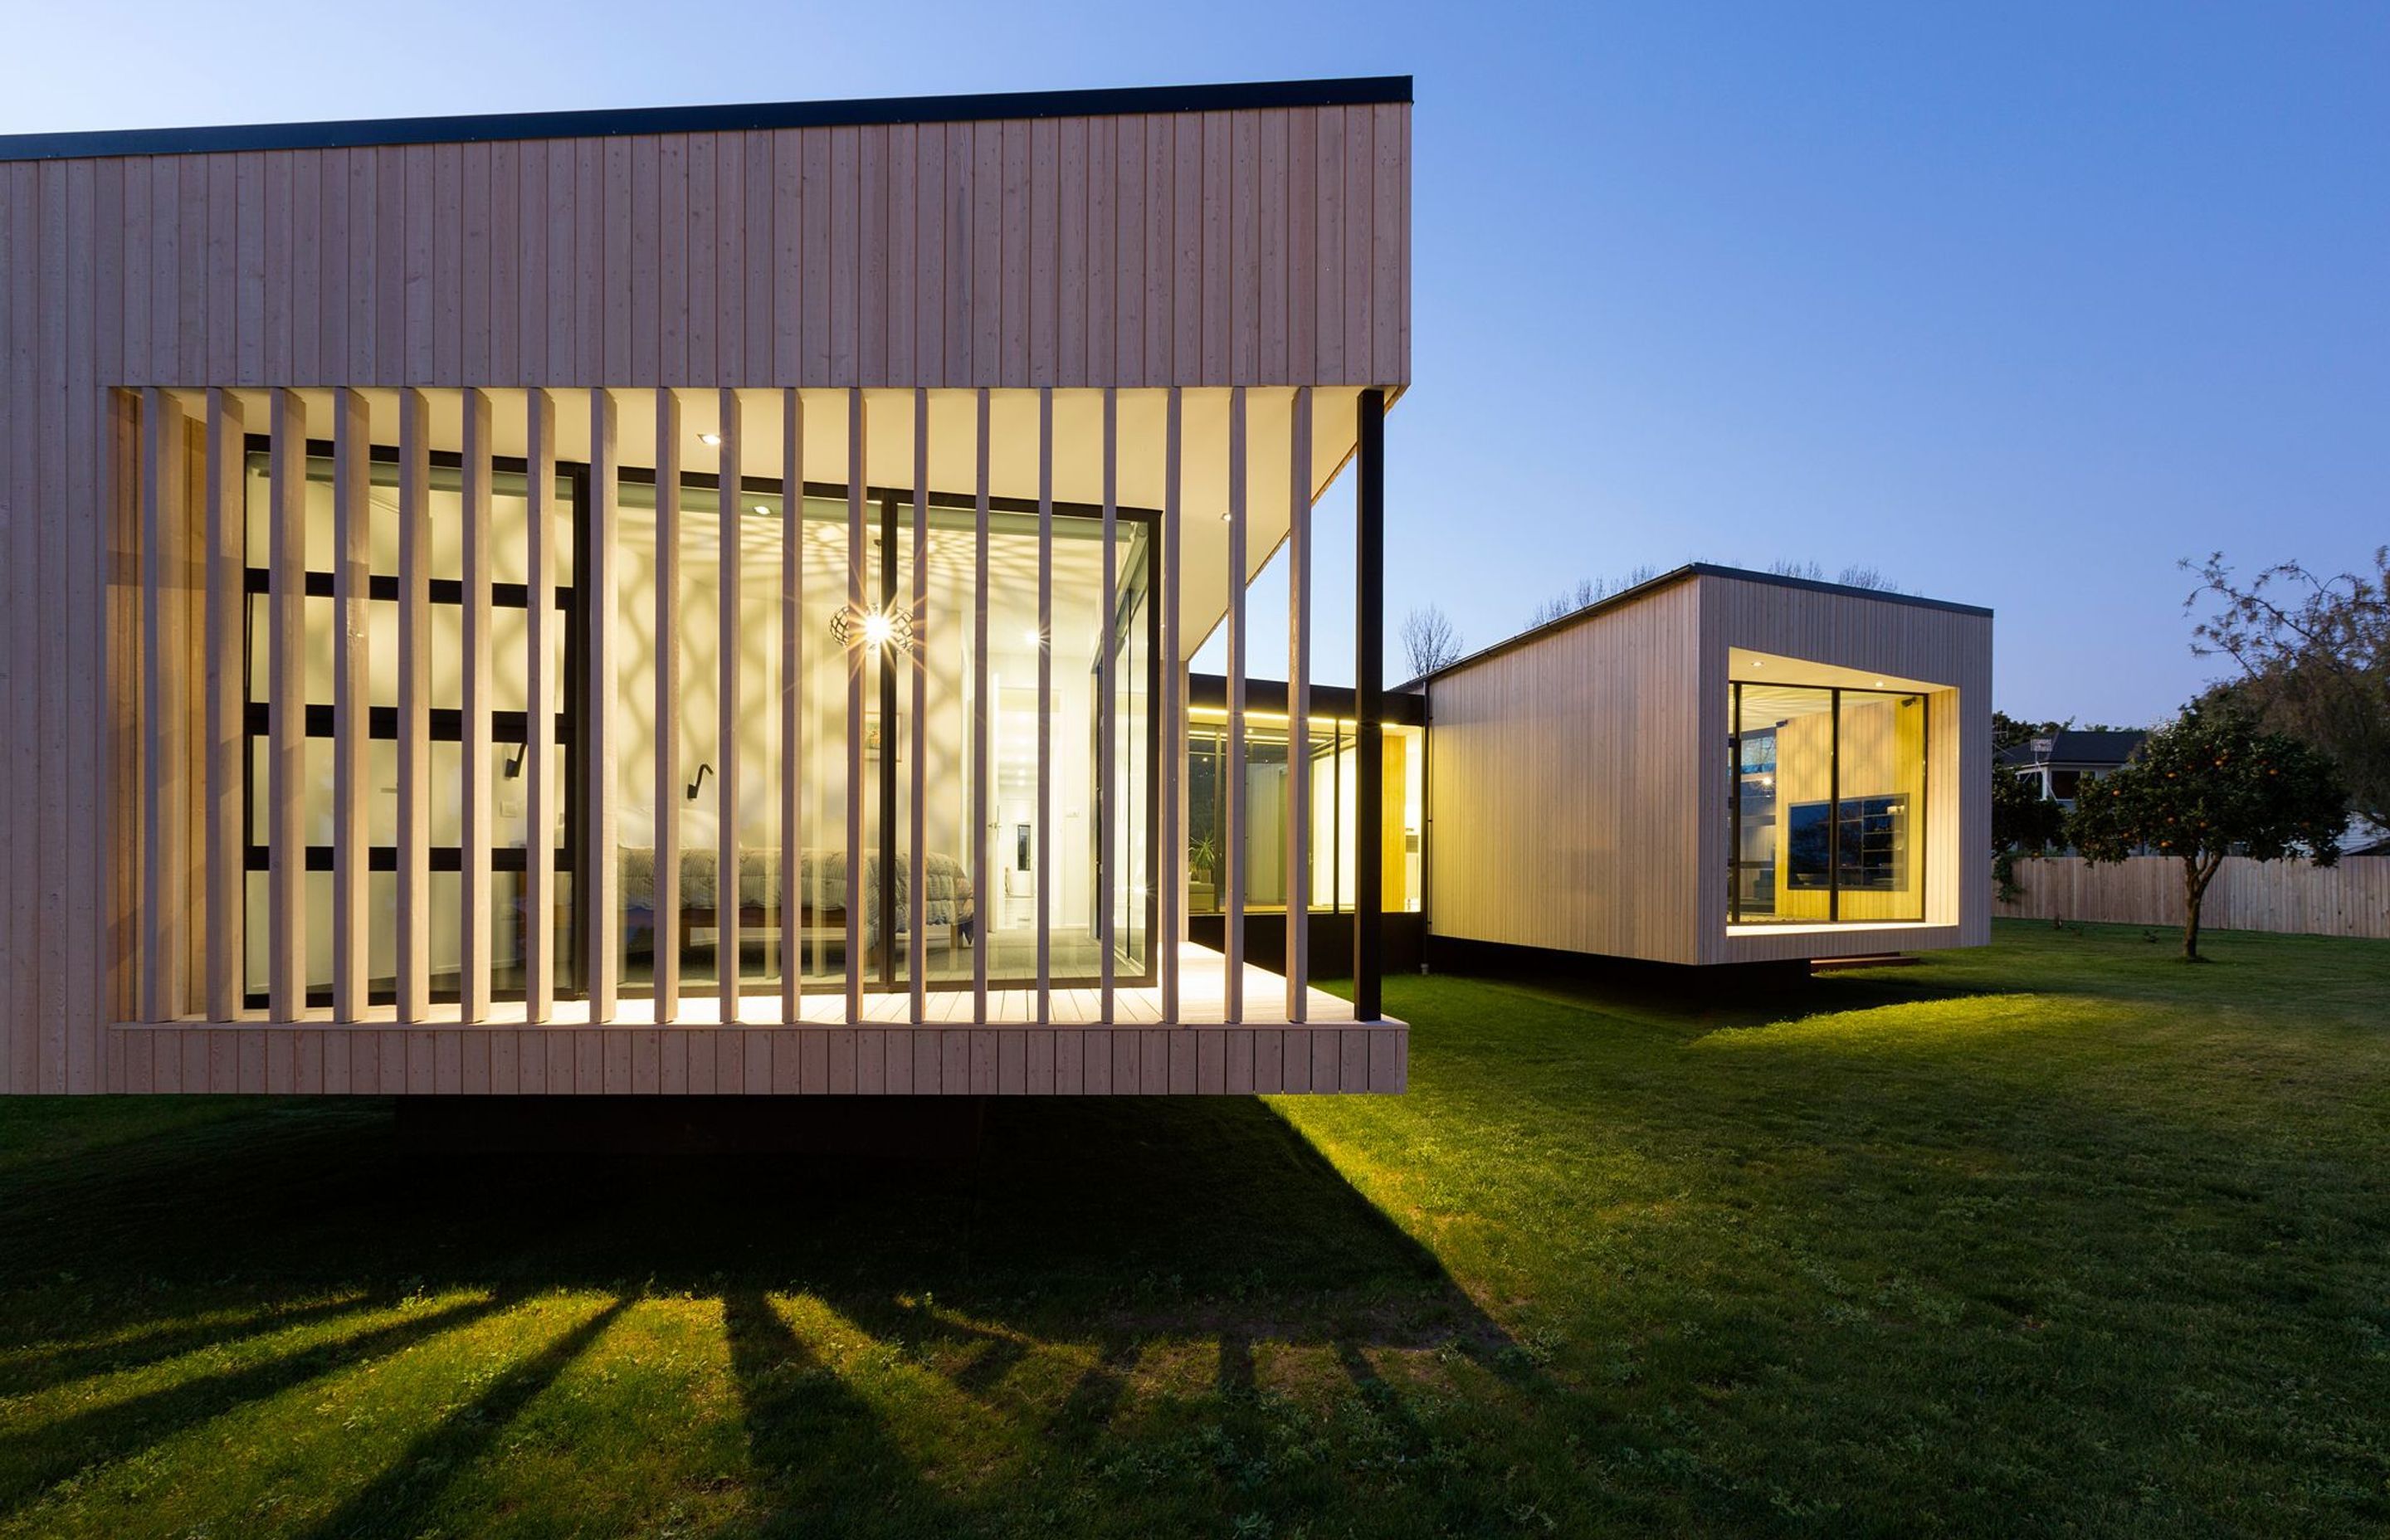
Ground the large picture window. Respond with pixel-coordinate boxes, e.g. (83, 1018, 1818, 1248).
(605, 480, 1158, 996)
(240, 442, 582, 1008)
(1728, 680, 1926, 925)
(241, 441, 1158, 1007)
(1185, 715, 1425, 917)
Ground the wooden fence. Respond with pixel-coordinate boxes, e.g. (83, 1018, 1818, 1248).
(1996, 856, 2390, 940)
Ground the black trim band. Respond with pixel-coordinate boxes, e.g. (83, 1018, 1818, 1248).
(1407, 562, 1995, 688)
(0, 77, 1412, 163)
(245, 846, 567, 874)
(243, 568, 561, 609)
(244, 701, 566, 744)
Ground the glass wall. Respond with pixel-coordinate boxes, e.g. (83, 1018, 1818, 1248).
(983, 508, 1155, 983)
(244, 438, 1158, 1007)
(612, 477, 811, 998)
(1729, 681, 1927, 925)
(1187, 713, 1424, 916)
(607, 485, 1155, 998)
(241, 446, 576, 1006)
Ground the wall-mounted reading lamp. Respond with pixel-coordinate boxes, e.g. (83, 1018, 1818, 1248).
(504, 739, 529, 778)
(687, 763, 713, 802)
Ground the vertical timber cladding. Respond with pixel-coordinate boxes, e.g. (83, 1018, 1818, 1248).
(0, 79, 1410, 1090)
(1696, 573, 1992, 964)
(1420, 569, 1990, 967)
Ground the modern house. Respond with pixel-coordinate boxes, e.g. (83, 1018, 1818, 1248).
(1997, 729, 2146, 810)
(1411, 566, 1991, 967)
(1182, 675, 1428, 975)
(0, 77, 1412, 1097)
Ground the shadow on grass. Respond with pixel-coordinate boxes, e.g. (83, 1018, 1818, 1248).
(0, 1291, 505, 1514)
(724, 1291, 962, 1534)
(298, 1295, 630, 1540)
(1435, 954, 2037, 1045)
(0, 1094, 1522, 1522)
(0, 1290, 376, 1400)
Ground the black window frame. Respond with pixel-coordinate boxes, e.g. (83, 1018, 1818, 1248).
(1727, 679, 1929, 926)
(603, 466, 1166, 997)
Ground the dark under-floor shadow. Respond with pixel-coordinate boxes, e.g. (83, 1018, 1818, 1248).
(0, 1090, 1530, 1527)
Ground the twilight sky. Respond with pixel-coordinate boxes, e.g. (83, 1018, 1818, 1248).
(9, 1, 2383, 725)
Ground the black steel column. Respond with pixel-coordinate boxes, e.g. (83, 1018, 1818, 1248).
(1729, 681, 1743, 925)
(1354, 390, 1384, 1020)
(1828, 686, 1841, 924)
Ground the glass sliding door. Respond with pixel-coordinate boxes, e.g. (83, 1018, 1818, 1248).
(1184, 714, 1425, 918)
(1105, 523, 1155, 978)
(612, 475, 811, 999)
(1832, 690, 1927, 923)
(976, 504, 1157, 986)
(607, 476, 1154, 997)
(1728, 680, 1928, 925)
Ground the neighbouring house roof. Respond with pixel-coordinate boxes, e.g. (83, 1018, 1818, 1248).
(1997, 730, 2148, 772)
(0, 77, 1412, 162)
(2336, 817, 2390, 857)
(1400, 562, 1993, 690)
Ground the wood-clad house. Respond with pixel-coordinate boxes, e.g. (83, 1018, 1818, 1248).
(0, 77, 1412, 1098)
(1412, 566, 1992, 967)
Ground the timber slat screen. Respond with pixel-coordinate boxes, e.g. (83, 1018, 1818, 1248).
(0, 82, 1411, 1095)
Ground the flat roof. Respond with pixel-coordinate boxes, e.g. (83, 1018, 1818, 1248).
(0, 76, 1412, 163)
(1188, 674, 1429, 727)
(1407, 563, 1994, 688)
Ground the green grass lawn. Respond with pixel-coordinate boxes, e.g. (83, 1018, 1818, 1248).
(2, 919, 2386, 1538)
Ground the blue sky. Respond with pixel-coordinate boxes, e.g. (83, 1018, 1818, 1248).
(11, 1, 2383, 724)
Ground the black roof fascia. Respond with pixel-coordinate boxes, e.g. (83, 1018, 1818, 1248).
(1188, 675, 1427, 728)
(0, 76, 1412, 163)
(1405, 562, 1994, 688)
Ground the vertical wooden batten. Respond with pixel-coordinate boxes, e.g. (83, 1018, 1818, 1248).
(1034, 387, 1053, 1026)
(843, 387, 866, 1025)
(266, 391, 309, 1023)
(522, 388, 557, 1022)
(778, 388, 802, 1022)
(138, 389, 189, 1024)
(202, 391, 246, 1023)
(970, 388, 990, 1019)
(1223, 386, 1247, 1026)
(1158, 388, 1181, 1022)
(908, 388, 928, 1025)
(330, 389, 371, 1022)
(459, 388, 495, 1021)
(715, 388, 742, 1021)
(651, 387, 682, 1021)
(1097, 387, 1117, 1021)
(1285, 386, 1312, 1020)
(395, 388, 433, 1022)
(587, 388, 621, 1022)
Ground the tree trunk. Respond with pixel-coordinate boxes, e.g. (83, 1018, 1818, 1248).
(2181, 856, 2219, 961)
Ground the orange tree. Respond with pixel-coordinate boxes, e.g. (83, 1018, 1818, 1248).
(2068, 700, 2349, 959)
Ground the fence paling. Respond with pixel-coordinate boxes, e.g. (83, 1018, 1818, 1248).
(1996, 855, 2390, 940)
